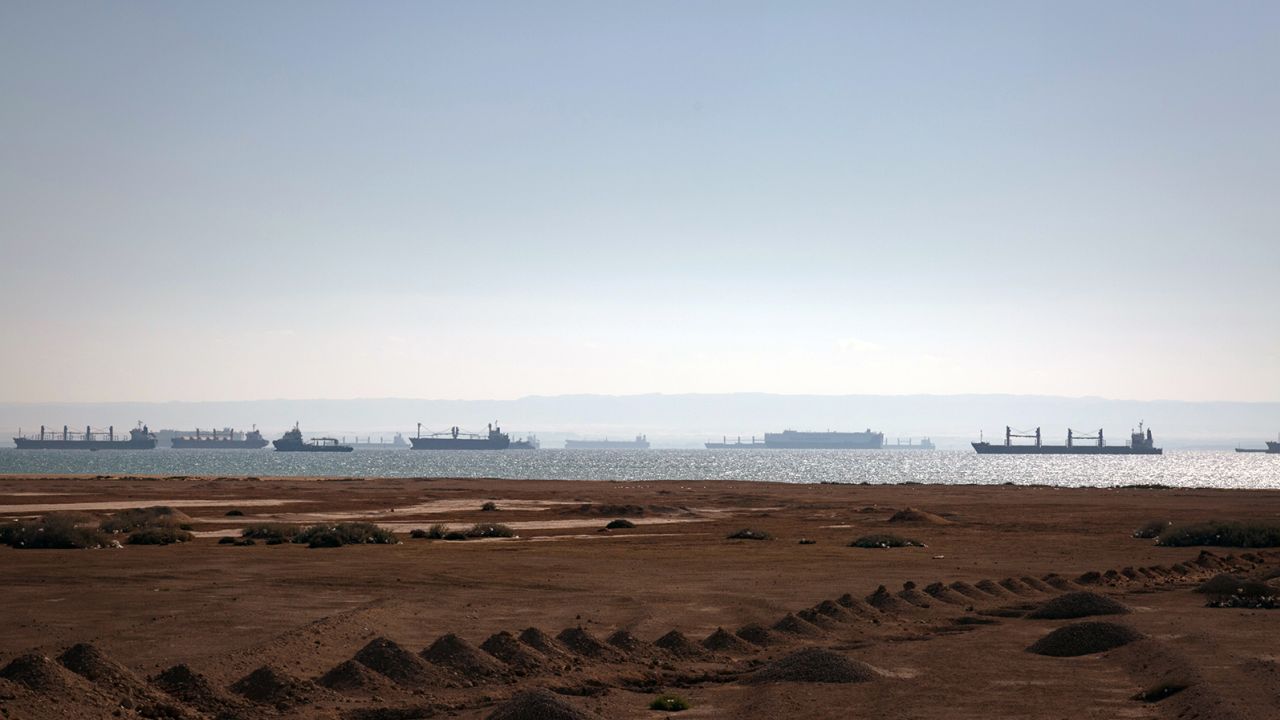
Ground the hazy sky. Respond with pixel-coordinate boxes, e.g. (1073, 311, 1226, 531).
(2, 1, 1277, 403)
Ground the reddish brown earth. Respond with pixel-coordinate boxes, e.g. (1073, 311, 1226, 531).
(1, 474, 1279, 719)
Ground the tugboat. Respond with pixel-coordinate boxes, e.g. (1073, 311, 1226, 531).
(170, 427, 269, 449)
(972, 423, 1162, 455)
(14, 423, 156, 450)
(409, 423, 511, 450)
(272, 425, 353, 452)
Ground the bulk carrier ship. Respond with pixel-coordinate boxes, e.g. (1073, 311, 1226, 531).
(972, 423, 1162, 455)
(410, 423, 511, 450)
(14, 424, 156, 450)
(565, 435, 650, 449)
(706, 429, 884, 449)
(170, 427, 269, 449)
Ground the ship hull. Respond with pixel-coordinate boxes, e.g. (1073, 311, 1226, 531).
(14, 438, 156, 450)
(972, 442, 1162, 455)
(409, 437, 510, 450)
(171, 438, 269, 449)
(1268, 441, 1280, 454)
(272, 441, 353, 452)
(564, 441, 651, 449)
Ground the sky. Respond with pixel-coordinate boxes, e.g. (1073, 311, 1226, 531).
(1, 1, 1277, 403)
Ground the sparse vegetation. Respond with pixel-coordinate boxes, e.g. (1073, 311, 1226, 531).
(100, 506, 187, 533)
(1155, 521, 1280, 548)
(241, 523, 301, 543)
(292, 522, 398, 548)
(1132, 520, 1170, 539)
(466, 522, 515, 538)
(0, 513, 110, 549)
(443, 531, 469, 541)
(225, 509, 245, 517)
(649, 694, 690, 711)
(127, 526, 194, 545)
(481, 501, 498, 512)
(727, 528, 772, 541)
(850, 534, 925, 548)
(605, 519, 636, 529)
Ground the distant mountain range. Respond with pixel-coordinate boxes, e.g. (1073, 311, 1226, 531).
(2, 393, 1277, 449)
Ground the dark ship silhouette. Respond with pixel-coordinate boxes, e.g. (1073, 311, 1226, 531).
(13, 424, 156, 450)
(170, 427, 269, 449)
(272, 425, 353, 452)
(409, 423, 511, 450)
(705, 429, 884, 449)
(972, 423, 1162, 455)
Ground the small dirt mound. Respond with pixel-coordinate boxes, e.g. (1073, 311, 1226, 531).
(924, 582, 968, 605)
(866, 585, 915, 613)
(1026, 621, 1145, 657)
(735, 623, 776, 646)
(316, 659, 398, 693)
(518, 627, 568, 657)
(836, 593, 881, 618)
(151, 663, 244, 715)
(975, 579, 1012, 597)
(888, 508, 952, 525)
(421, 633, 506, 679)
(897, 583, 934, 608)
(1075, 571, 1103, 584)
(1020, 576, 1056, 593)
(1027, 591, 1132, 620)
(481, 632, 545, 671)
(1041, 574, 1077, 591)
(796, 607, 842, 629)
(486, 688, 597, 720)
(702, 627, 754, 653)
(230, 665, 316, 706)
(556, 627, 616, 659)
(1195, 573, 1248, 595)
(772, 612, 822, 636)
(654, 630, 707, 659)
(353, 637, 439, 686)
(998, 578, 1037, 596)
(744, 648, 878, 684)
(815, 599, 854, 621)
(56, 643, 138, 688)
(0, 653, 88, 693)
(949, 581, 989, 600)
(605, 630, 648, 655)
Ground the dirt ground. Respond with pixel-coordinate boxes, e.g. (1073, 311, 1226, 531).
(1, 474, 1278, 719)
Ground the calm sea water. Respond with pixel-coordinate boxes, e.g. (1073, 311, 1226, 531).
(0, 448, 1277, 489)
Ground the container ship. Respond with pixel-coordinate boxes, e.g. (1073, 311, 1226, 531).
(972, 423, 1162, 455)
(565, 435, 650, 449)
(272, 425, 353, 452)
(706, 429, 884, 450)
(13, 424, 156, 450)
(170, 427, 269, 449)
(410, 423, 511, 450)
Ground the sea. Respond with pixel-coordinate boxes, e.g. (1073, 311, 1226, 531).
(0, 449, 1277, 489)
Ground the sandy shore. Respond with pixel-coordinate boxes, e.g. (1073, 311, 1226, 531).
(1, 474, 1278, 719)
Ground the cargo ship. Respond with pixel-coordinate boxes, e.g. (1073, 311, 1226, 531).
(706, 429, 884, 450)
(272, 425, 353, 452)
(170, 427, 269, 449)
(1269, 437, 1280, 454)
(565, 435, 650, 449)
(14, 424, 157, 450)
(883, 437, 936, 450)
(410, 423, 511, 450)
(346, 433, 410, 450)
(511, 434, 540, 450)
(972, 423, 1162, 455)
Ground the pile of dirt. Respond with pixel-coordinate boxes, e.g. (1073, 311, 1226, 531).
(948, 581, 990, 600)
(56, 643, 141, 689)
(998, 578, 1037, 596)
(654, 630, 706, 659)
(518, 627, 568, 657)
(481, 632, 545, 671)
(771, 612, 822, 637)
(814, 599, 854, 621)
(924, 582, 969, 605)
(486, 688, 597, 720)
(1195, 574, 1248, 595)
(1194, 551, 1226, 570)
(897, 583, 934, 608)
(150, 663, 244, 716)
(975, 579, 1012, 597)
(734, 623, 776, 646)
(796, 607, 842, 629)
(743, 648, 878, 685)
(421, 633, 507, 679)
(1075, 571, 1103, 584)
(605, 630, 649, 655)
(230, 665, 316, 707)
(702, 627, 754, 653)
(887, 508, 952, 525)
(0, 653, 89, 693)
(866, 585, 915, 613)
(353, 637, 440, 686)
(1020, 576, 1056, 593)
(1026, 591, 1132, 620)
(1041, 574, 1077, 591)
(316, 659, 398, 693)
(1026, 622, 1145, 657)
(556, 627, 617, 659)
(836, 593, 882, 618)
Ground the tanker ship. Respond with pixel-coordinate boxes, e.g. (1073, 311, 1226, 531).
(170, 427, 269, 449)
(706, 429, 884, 449)
(565, 435, 650, 449)
(14, 424, 157, 450)
(272, 425, 353, 452)
(972, 423, 1162, 455)
(410, 423, 511, 450)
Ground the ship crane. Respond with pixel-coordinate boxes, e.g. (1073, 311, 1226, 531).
(1005, 426, 1041, 447)
(1067, 428, 1105, 448)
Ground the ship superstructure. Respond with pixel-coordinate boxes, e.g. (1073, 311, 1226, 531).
(972, 423, 1162, 455)
(13, 424, 156, 450)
